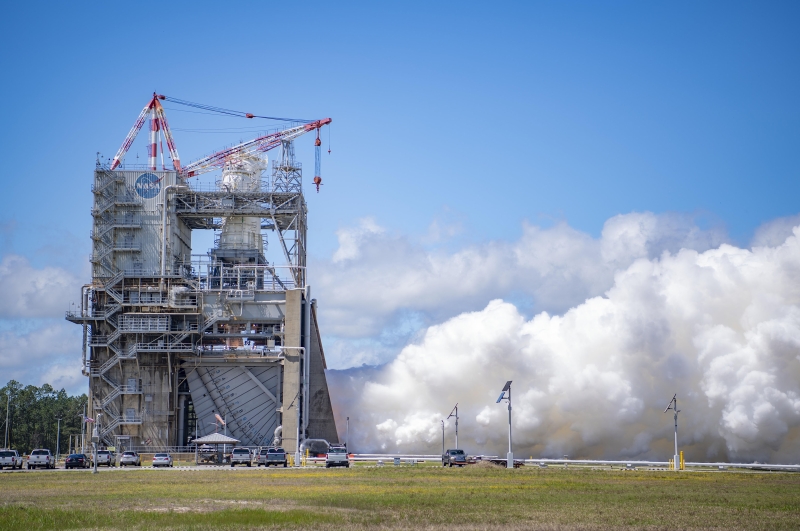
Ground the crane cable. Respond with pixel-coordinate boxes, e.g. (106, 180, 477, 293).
(162, 96, 312, 123)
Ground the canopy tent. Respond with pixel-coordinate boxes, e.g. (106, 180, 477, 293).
(192, 433, 240, 444)
(192, 433, 240, 465)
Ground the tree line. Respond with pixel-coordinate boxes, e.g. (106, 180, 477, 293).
(1, 380, 88, 455)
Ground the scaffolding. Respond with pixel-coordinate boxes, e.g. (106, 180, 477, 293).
(67, 147, 336, 451)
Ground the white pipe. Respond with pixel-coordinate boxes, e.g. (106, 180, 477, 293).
(303, 287, 311, 436)
(160, 183, 188, 285)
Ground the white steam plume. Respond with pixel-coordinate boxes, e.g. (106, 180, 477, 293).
(328, 227, 800, 463)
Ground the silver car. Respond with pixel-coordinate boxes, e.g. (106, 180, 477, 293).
(119, 451, 141, 467)
(152, 453, 173, 467)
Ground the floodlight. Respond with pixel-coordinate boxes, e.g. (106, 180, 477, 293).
(664, 394, 680, 471)
(496, 381, 513, 468)
(664, 394, 676, 413)
(448, 404, 460, 448)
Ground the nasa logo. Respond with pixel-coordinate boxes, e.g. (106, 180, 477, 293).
(135, 173, 162, 198)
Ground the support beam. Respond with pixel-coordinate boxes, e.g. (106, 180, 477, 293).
(242, 367, 277, 404)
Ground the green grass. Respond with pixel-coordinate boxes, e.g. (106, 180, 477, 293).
(1, 465, 799, 530)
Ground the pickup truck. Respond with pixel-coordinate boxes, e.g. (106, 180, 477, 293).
(442, 449, 467, 467)
(230, 447, 252, 467)
(94, 449, 115, 467)
(28, 449, 55, 469)
(258, 447, 288, 467)
(0, 449, 22, 469)
(325, 445, 349, 468)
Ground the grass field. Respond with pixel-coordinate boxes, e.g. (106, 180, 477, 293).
(1, 464, 799, 530)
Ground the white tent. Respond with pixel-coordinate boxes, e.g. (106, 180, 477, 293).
(192, 433, 240, 444)
(192, 433, 240, 465)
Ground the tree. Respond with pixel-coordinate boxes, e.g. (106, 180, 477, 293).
(1, 380, 87, 455)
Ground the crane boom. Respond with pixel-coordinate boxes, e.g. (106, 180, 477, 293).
(110, 93, 181, 171)
(182, 118, 331, 178)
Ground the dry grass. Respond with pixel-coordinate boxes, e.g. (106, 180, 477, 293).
(1, 465, 799, 530)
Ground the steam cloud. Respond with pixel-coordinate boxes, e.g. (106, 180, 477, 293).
(325, 216, 800, 463)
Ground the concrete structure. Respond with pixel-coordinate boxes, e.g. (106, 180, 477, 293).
(67, 144, 338, 452)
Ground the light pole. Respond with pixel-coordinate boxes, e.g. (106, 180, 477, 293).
(4, 390, 9, 449)
(346, 416, 350, 449)
(78, 406, 86, 454)
(448, 404, 459, 449)
(441, 420, 445, 455)
(496, 381, 513, 469)
(92, 412, 102, 474)
(55, 417, 62, 464)
(664, 394, 680, 471)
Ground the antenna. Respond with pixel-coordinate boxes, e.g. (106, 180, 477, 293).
(496, 381, 513, 468)
(664, 394, 681, 470)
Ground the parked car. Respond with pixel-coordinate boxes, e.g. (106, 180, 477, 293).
(27, 449, 54, 469)
(152, 453, 173, 467)
(230, 447, 252, 467)
(257, 447, 288, 467)
(65, 453, 91, 469)
(442, 449, 467, 467)
(95, 449, 115, 467)
(119, 451, 141, 467)
(325, 445, 349, 468)
(0, 449, 22, 470)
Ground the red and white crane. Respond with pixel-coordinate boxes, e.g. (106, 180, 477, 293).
(181, 118, 331, 181)
(109, 93, 181, 171)
(108, 93, 331, 191)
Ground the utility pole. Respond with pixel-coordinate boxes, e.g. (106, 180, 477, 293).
(448, 404, 459, 449)
(346, 416, 350, 449)
(496, 381, 513, 469)
(664, 394, 680, 470)
(55, 417, 62, 464)
(441, 420, 445, 455)
(4, 390, 9, 449)
(81, 403, 86, 454)
(92, 412, 101, 474)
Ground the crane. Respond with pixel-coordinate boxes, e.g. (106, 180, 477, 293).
(181, 118, 332, 181)
(110, 93, 181, 171)
(108, 93, 331, 189)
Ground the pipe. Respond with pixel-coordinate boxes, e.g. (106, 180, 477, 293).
(303, 287, 311, 435)
(160, 183, 188, 289)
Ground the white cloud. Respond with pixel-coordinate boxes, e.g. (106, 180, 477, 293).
(0, 255, 80, 318)
(332, 218, 385, 263)
(329, 225, 800, 462)
(751, 214, 800, 247)
(0, 320, 86, 395)
(314, 212, 726, 367)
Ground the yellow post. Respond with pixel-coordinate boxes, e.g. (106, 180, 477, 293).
(668, 458, 674, 470)
(680, 451, 685, 470)
(288, 454, 294, 467)
(303, 448, 309, 467)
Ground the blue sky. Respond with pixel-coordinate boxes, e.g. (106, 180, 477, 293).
(1, 2, 799, 393)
